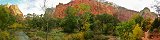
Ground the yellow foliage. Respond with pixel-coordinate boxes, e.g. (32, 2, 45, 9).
(0, 31, 10, 40)
(64, 32, 85, 40)
(131, 24, 143, 40)
(72, 32, 85, 40)
(64, 34, 72, 40)
(83, 22, 90, 31)
(9, 23, 23, 29)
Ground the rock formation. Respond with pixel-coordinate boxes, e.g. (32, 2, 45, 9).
(53, 0, 158, 22)
(140, 7, 157, 20)
(53, 0, 116, 18)
(114, 7, 139, 21)
(4, 4, 23, 21)
(114, 7, 158, 21)
(9, 5, 23, 17)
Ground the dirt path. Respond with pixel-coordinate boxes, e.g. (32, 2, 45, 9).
(15, 31, 30, 40)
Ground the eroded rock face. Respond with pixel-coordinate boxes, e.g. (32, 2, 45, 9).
(53, 0, 157, 22)
(114, 7, 139, 21)
(4, 4, 24, 21)
(53, 0, 116, 18)
(140, 7, 157, 20)
(114, 7, 158, 21)
(9, 5, 23, 17)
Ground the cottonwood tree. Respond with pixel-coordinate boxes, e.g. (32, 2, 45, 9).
(93, 14, 119, 34)
(41, 0, 50, 40)
(26, 0, 53, 40)
(61, 6, 80, 33)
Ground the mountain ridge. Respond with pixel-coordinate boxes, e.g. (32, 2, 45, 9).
(53, 0, 157, 21)
(53, 0, 116, 18)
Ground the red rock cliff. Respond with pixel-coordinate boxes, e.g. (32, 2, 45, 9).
(53, 0, 116, 18)
(9, 5, 23, 17)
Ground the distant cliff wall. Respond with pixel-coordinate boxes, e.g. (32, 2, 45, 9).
(53, 0, 116, 18)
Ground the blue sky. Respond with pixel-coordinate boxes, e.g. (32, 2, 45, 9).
(0, 0, 159, 15)
(0, 0, 21, 4)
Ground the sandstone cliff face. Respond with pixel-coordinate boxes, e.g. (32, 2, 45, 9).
(53, 0, 157, 21)
(140, 7, 157, 20)
(114, 7, 139, 21)
(4, 4, 24, 21)
(114, 7, 157, 21)
(53, 0, 116, 18)
(9, 5, 23, 17)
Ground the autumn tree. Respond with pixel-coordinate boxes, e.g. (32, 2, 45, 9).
(116, 14, 145, 40)
(131, 24, 143, 40)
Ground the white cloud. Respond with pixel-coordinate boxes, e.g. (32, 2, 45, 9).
(17, 0, 158, 15)
(105, 0, 155, 12)
(18, 0, 71, 15)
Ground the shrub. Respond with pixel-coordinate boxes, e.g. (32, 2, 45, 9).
(84, 30, 94, 39)
(0, 31, 17, 40)
(131, 24, 143, 40)
(50, 29, 65, 40)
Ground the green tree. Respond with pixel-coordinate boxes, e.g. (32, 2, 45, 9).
(133, 14, 143, 24)
(0, 5, 16, 30)
(141, 18, 153, 31)
(25, 13, 59, 31)
(115, 14, 145, 40)
(61, 6, 79, 33)
(151, 18, 160, 31)
(93, 14, 119, 34)
(79, 12, 93, 31)
(115, 19, 136, 40)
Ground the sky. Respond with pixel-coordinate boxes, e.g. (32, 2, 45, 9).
(0, 0, 71, 15)
(0, 0, 159, 15)
(105, 0, 157, 12)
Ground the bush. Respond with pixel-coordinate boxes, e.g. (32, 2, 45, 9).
(0, 31, 10, 40)
(72, 32, 85, 40)
(84, 30, 94, 39)
(131, 24, 143, 40)
(0, 31, 17, 40)
(50, 29, 65, 40)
